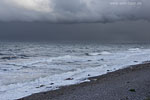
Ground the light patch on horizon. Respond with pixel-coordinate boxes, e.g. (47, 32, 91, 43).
(10, 0, 52, 12)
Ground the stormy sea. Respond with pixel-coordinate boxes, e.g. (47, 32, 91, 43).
(0, 41, 150, 100)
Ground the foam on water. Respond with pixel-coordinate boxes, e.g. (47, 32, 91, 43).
(0, 43, 150, 100)
(86, 51, 111, 56)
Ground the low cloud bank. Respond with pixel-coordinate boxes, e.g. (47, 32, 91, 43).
(0, 0, 149, 23)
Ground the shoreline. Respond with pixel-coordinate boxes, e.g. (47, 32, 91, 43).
(19, 62, 150, 100)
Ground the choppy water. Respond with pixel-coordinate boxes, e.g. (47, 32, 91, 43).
(0, 41, 150, 100)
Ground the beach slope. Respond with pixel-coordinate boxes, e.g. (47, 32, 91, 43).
(20, 63, 150, 100)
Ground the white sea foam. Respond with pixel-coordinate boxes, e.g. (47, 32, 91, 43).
(0, 46, 150, 100)
(86, 51, 111, 56)
(100, 51, 111, 55)
(128, 48, 141, 52)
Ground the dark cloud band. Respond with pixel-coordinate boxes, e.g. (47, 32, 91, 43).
(0, 0, 149, 23)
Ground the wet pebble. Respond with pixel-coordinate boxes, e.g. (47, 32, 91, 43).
(129, 89, 136, 92)
(36, 85, 45, 88)
(127, 81, 130, 83)
(65, 78, 74, 80)
(50, 83, 54, 85)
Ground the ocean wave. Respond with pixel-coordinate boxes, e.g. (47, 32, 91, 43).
(128, 48, 141, 51)
(85, 51, 111, 56)
(1, 46, 150, 100)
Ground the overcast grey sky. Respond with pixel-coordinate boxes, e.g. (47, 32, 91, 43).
(0, 0, 149, 41)
(0, 0, 150, 22)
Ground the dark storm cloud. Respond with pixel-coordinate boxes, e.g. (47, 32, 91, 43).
(0, 0, 150, 41)
(0, 0, 150, 23)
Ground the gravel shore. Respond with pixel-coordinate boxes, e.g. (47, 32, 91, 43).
(19, 63, 150, 100)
